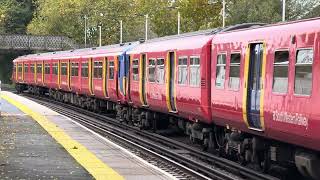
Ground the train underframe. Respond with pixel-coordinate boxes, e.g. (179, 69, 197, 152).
(16, 83, 320, 180)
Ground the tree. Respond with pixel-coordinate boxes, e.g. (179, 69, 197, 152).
(0, 0, 34, 34)
(227, 0, 319, 26)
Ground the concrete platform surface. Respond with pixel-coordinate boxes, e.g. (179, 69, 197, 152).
(0, 97, 93, 179)
(0, 91, 175, 180)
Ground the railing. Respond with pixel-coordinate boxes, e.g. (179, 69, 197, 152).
(0, 34, 79, 51)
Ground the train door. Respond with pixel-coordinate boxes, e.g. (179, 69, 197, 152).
(103, 57, 108, 98)
(118, 54, 126, 96)
(246, 43, 264, 130)
(140, 53, 147, 105)
(88, 58, 94, 95)
(167, 51, 177, 112)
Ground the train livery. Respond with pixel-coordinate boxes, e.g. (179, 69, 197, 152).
(13, 18, 320, 179)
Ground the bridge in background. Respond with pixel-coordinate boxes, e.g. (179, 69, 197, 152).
(0, 34, 79, 51)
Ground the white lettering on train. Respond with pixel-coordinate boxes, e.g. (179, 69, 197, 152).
(272, 110, 308, 129)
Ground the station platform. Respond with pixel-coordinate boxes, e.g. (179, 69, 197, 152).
(0, 91, 175, 180)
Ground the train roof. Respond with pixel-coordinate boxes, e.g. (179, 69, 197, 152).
(213, 17, 320, 44)
(13, 42, 138, 62)
(127, 23, 265, 54)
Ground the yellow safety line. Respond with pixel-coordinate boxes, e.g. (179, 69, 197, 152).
(0, 94, 124, 180)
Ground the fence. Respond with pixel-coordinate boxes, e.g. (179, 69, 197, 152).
(0, 35, 79, 51)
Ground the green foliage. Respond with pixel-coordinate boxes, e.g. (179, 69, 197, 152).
(0, 0, 34, 34)
(228, 0, 319, 25)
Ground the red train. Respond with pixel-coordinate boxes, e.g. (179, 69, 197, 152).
(13, 18, 320, 179)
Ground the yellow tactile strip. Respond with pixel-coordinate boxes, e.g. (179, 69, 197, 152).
(1, 94, 124, 180)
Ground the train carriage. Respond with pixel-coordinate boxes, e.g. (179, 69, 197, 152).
(127, 34, 214, 124)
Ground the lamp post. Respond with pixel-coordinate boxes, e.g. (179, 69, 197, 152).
(145, 14, 149, 41)
(178, 11, 181, 35)
(208, 0, 226, 27)
(84, 15, 88, 47)
(120, 20, 123, 44)
(282, 0, 286, 22)
(98, 13, 104, 47)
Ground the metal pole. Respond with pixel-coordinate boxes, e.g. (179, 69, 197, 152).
(145, 14, 148, 41)
(99, 25, 102, 47)
(120, 20, 123, 44)
(84, 15, 87, 48)
(282, 0, 286, 22)
(0, 80, 2, 117)
(178, 11, 181, 35)
(222, 0, 226, 27)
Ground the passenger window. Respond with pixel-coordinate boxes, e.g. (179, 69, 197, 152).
(61, 63, 67, 75)
(36, 63, 42, 74)
(272, 51, 289, 93)
(18, 64, 23, 73)
(215, 54, 226, 88)
(178, 57, 188, 85)
(190, 56, 200, 87)
(24, 64, 28, 73)
(229, 53, 240, 90)
(53, 63, 58, 75)
(30, 64, 35, 73)
(132, 59, 139, 81)
(109, 61, 115, 80)
(81, 63, 88, 77)
(294, 49, 313, 95)
(148, 59, 156, 82)
(94, 61, 103, 79)
(71, 63, 79, 77)
(156, 58, 165, 84)
(44, 64, 50, 74)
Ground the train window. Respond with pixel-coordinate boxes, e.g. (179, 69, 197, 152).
(178, 57, 188, 85)
(71, 63, 79, 77)
(30, 64, 35, 73)
(294, 49, 313, 95)
(156, 58, 165, 84)
(148, 59, 156, 82)
(81, 63, 88, 77)
(24, 64, 28, 73)
(44, 64, 50, 74)
(132, 59, 139, 81)
(36, 63, 42, 74)
(215, 54, 226, 88)
(272, 51, 289, 93)
(229, 53, 240, 90)
(18, 64, 22, 73)
(61, 63, 68, 75)
(94, 61, 103, 79)
(53, 63, 58, 75)
(190, 56, 200, 87)
(109, 61, 114, 80)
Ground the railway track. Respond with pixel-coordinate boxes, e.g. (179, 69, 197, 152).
(23, 93, 279, 180)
